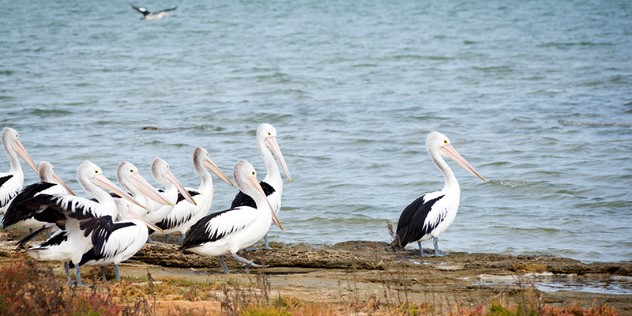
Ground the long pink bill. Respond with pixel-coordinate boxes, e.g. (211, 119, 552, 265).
(129, 172, 173, 206)
(93, 174, 147, 209)
(12, 139, 38, 173)
(51, 173, 76, 196)
(125, 209, 164, 233)
(250, 176, 283, 231)
(441, 144, 486, 181)
(163, 168, 197, 206)
(204, 158, 234, 187)
(265, 136, 292, 182)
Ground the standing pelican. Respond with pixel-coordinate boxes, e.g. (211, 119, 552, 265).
(391, 131, 485, 256)
(1, 127, 37, 214)
(5, 160, 146, 286)
(2, 161, 74, 232)
(180, 160, 283, 273)
(71, 161, 170, 282)
(155, 147, 232, 240)
(230, 123, 292, 249)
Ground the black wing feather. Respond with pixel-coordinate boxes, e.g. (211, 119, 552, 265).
(393, 194, 444, 248)
(2, 182, 57, 227)
(15, 224, 49, 249)
(179, 208, 233, 250)
(230, 181, 275, 209)
(85, 216, 136, 256)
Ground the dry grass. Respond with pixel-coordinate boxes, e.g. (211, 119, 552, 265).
(0, 256, 621, 316)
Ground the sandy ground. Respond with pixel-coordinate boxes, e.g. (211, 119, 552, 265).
(1, 230, 631, 314)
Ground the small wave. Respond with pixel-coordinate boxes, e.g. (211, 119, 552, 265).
(487, 179, 540, 188)
(558, 119, 632, 127)
(0, 70, 14, 76)
(29, 108, 73, 117)
(538, 41, 613, 48)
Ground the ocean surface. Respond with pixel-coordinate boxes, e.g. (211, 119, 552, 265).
(1, 0, 631, 263)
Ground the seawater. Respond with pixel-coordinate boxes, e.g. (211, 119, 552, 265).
(1, 0, 631, 262)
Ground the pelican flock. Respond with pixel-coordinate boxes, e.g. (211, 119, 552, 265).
(230, 123, 292, 249)
(1, 124, 487, 286)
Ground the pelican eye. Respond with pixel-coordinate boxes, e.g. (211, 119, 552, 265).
(443, 140, 448, 144)
(252, 171, 256, 176)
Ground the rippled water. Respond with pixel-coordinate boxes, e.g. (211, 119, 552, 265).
(1, 0, 631, 262)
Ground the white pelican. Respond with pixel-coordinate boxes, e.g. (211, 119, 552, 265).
(6, 160, 147, 286)
(2, 161, 74, 232)
(154, 147, 232, 241)
(180, 160, 283, 273)
(131, 5, 177, 20)
(113, 161, 174, 218)
(69, 161, 171, 282)
(0, 127, 37, 214)
(391, 131, 486, 256)
(230, 123, 291, 249)
(143, 157, 196, 226)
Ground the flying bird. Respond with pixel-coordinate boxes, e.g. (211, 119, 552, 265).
(131, 5, 177, 20)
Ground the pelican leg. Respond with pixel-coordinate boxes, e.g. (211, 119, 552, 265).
(417, 240, 424, 256)
(100, 266, 107, 281)
(218, 256, 230, 274)
(262, 234, 272, 250)
(75, 265, 83, 286)
(231, 253, 263, 268)
(114, 264, 121, 281)
(64, 262, 74, 286)
(433, 237, 444, 256)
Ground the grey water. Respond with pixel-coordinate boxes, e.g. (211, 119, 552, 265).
(1, 0, 631, 263)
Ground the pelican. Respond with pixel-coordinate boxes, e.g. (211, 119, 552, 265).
(143, 157, 196, 226)
(5, 160, 147, 286)
(154, 147, 232, 241)
(113, 161, 174, 218)
(131, 5, 177, 20)
(69, 161, 171, 282)
(180, 160, 283, 273)
(0, 127, 37, 214)
(2, 161, 74, 232)
(391, 131, 485, 256)
(230, 123, 291, 249)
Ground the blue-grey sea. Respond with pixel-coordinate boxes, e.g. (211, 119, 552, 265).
(1, 0, 631, 263)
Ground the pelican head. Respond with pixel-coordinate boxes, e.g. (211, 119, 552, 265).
(38, 161, 75, 195)
(78, 160, 146, 209)
(150, 157, 197, 205)
(257, 123, 292, 182)
(117, 161, 173, 206)
(193, 147, 234, 187)
(426, 131, 485, 181)
(234, 160, 283, 231)
(2, 127, 37, 173)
